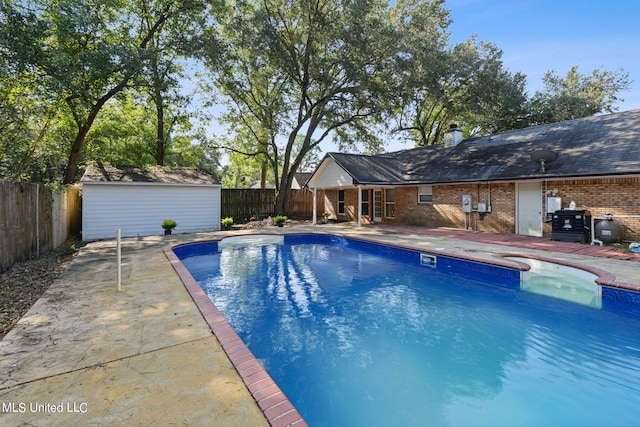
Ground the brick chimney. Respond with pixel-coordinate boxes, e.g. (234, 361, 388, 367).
(444, 124, 463, 148)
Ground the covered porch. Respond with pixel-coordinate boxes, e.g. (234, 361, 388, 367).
(306, 153, 402, 227)
(309, 185, 393, 226)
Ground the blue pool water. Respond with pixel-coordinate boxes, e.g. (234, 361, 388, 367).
(176, 234, 640, 427)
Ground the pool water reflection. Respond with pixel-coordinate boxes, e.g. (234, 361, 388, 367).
(177, 234, 640, 427)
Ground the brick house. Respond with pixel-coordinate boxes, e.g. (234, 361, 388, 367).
(306, 109, 640, 241)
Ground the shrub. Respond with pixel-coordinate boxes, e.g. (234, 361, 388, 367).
(161, 219, 177, 230)
(273, 215, 287, 225)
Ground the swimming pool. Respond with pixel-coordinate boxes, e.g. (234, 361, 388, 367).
(172, 233, 640, 427)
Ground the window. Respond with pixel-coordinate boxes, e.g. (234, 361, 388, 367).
(384, 188, 395, 218)
(418, 185, 433, 204)
(338, 189, 345, 214)
(361, 189, 369, 216)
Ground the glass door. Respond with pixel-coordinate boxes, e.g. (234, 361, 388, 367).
(373, 189, 382, 222)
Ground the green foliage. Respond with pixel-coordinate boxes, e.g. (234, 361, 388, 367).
(523, 66, 630, 127)
(0, 0, 221, 184)
(386, 2, 628, 144)
(273, 215, 287, 225)
(391, 10, 529, 146)
(0, 0, 224, 184)
(0, 65, 76, 184)
(84, 94, 158, 167)
(221, 151, 270, 188)
(161, 219, 177, 230)
(0, 48, 62, 182)
(221, 217, 233, 226)
(0, 0, 630, 189)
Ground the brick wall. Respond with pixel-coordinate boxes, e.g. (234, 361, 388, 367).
(393, 183, 516, 234)
(322, 177, 640, 241)
(547, 177, 640, 241)
(392, 178, 640, 240)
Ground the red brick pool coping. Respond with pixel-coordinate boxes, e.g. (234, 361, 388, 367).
(164, 244, 308, 427)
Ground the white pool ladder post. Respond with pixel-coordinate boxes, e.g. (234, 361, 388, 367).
(116, 229, 122, 292)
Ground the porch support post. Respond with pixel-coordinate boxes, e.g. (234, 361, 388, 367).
(312, 187, 317, 225)
(357, 185, 362, 227)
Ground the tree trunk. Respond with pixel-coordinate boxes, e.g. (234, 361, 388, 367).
(155, 101, 165, 165)
(274, 178, 291, 215)
(274, 117, 322, 214)
(274, 156, 300, 215)
(62, 125, 90, 184)
(260, 161, 268, 188)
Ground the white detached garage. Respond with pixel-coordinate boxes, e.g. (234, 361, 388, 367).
(81, 165, 221, 240)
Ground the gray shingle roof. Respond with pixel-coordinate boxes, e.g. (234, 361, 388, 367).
(81, 165, 220, 185)
(319, 109, 640, 186)
(293, 172, 314, 186)
(328, 153, 405, 185)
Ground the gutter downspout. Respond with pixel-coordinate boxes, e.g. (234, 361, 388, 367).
(357, 185, 362, 227)
(312, 187, 317, 225)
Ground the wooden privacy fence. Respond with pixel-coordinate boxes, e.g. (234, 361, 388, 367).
(221, 188, 324, 222)
(287, 188, 324, 218)
(0, 180, 81, 273)
(221, 189, 276, 222)
(52, 185, 81, 247)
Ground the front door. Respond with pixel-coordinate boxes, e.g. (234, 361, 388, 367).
(517, 182, 543, 236)
(373, 189, 382, 222)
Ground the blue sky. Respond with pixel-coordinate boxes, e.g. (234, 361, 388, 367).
(445, 0, 640, 109)
(315, 0, 640, 155)
(354, 0, 640, 154)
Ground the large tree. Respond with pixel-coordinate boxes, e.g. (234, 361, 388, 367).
(524, 66, 630, 127)
(0, 0, 215, 184)
(391, 21, 528, 146)
(209, 0, 403, 214)
(139, 0, 224, 166)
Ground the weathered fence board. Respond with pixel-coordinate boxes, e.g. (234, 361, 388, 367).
(1, 180, 42, 272)
(287, 189, 311, 218)
(52, 185, 82, 248)
(1, 180, 81, 273)
(221, 188, 324, 223)
(221, 189, 276, 222)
